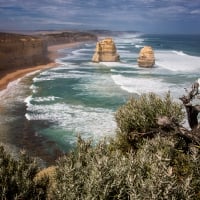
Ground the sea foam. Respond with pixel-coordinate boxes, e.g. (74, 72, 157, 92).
(25, 103, 116, 141)
(155, 50, 200, 72)
(111, 74, 184, 98)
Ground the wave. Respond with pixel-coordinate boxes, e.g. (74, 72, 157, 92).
(100, 62, 123, 67)
(0, 78, 22, 97)
(111, 74, 184, 97)
(118, 49, 131, 53)
(172, 50, 187, 56)
(71, 49, 92, 57)
(115, 37, 144, 45)
(33, 96, 61, 103)
(29, 84, 38, 94)
(25, 95, 60, 108)
(24, 95, 32, 107)
(33, 71, 90, 82)
(100, 62, 135, 68)
(135, 44, 144, 48)
(25, 103, 116, 141)
(155, 50, 200, 72)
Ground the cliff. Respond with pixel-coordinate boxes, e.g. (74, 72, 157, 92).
(92, 38, 120, 62)
(0, 31, 97, 78)
(137, 46, 155, 68)
(0, 32, 49, 75)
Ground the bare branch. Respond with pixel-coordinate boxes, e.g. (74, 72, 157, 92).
(179, 81, 199, 105)
(177, 126, 200, 146)
(179, 80, 200, 130)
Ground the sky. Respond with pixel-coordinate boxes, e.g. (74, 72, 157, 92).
(0, 0, 200, 34)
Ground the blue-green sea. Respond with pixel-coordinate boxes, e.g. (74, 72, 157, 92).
(0, 32, 200, 164)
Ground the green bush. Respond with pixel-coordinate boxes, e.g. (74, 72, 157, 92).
(116, 92, 184, 134)
(0, 146, 49, 200)
(51, 136, 200, 200)
(115, 93, 184, 149)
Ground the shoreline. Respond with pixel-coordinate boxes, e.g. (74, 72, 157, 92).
(0, 40, 91, 166)
(0, 41, 85, 91)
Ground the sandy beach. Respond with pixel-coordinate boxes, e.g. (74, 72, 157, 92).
(0, 41, 84, 91)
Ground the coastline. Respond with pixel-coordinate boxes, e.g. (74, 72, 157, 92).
(0, 41, 85, 91)
(0, 40, 91, 166)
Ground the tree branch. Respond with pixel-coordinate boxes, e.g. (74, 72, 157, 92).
(179, 80, 200, 129)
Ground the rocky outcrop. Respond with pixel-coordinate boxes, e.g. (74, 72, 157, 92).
(0, 32, 49, 74)
(137, 46, 155, 68)
(92, 38, 120, 62)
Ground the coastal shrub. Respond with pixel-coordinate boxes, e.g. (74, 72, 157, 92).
(51, 136, 200, 200)
(0, 145, 49, 200)
(115, 92, 184, 149)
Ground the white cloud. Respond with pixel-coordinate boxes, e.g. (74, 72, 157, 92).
(190, 9, 200, 15)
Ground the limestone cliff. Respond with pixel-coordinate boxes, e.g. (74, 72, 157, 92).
(0, 31, 97, 77)
(0, 32, 49, 74)
(137, 46, 155, 68)
(92, 38, 120, 62)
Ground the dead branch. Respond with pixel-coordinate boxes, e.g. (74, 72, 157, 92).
(177, 126, 200, 146)
(179, 80, 200, 129)
(180, 81, 200, 104)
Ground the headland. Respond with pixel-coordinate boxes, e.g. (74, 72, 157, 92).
(0, 31, 97, 90)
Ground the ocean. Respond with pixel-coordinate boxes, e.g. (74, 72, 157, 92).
(0, 32, 200, 165)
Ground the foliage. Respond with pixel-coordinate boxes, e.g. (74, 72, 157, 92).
(51, 136, 200, 200)
(115, 92, 184, 149)
(0, 146, 49, 200)
(116, 92, 184, 134)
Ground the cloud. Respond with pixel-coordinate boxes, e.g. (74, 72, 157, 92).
(0, 0, 200, 33)
(190, 9, 200, 15)
(148, 5, 187, 19)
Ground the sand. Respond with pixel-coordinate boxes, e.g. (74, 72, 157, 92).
(0, 42, 83, 91)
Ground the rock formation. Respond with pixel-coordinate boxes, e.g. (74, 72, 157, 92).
(0, 32, 49, 74)
(137, 46, 155, 68)
(0, 31, 97, 77)
(92, 38, 120, 62)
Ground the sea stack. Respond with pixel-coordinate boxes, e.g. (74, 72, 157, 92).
(92, 38, 120, 62)
(137, 46, 155, 68)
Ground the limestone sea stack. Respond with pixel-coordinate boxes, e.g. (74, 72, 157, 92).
(92, 38, 120, 62)
(137, 46, 155, 68)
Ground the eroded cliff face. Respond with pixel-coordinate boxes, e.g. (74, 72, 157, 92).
(137, 46, 155, 68)
(0, 31, 97, 77)
(0, 32, 49, 73)
(92, 38, 120, 62)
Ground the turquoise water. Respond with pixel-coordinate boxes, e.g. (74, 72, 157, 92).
(1, 33, 200, 162)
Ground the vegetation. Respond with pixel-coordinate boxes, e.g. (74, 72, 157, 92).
(115, 92, 184, 151)
(51, 136, 200, 200)
(116, 92, 184, 134)
(1, 85, 200, 199)
(0, 146, 49, 200)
